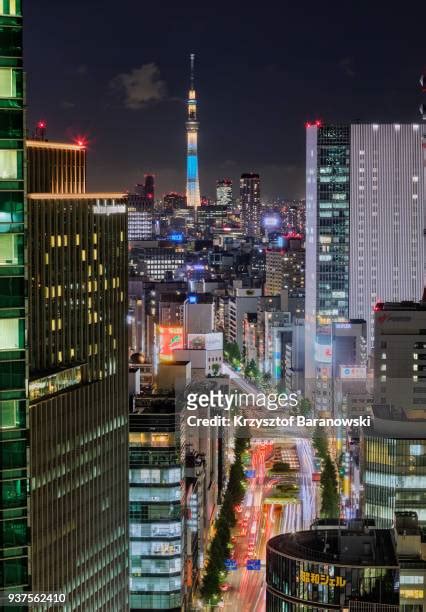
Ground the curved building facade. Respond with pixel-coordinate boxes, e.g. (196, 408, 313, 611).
(266, 525, 399, 610)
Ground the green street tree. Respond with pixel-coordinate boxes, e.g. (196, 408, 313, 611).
(320, 455, 339, 518)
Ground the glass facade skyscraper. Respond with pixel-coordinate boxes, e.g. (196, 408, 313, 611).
(0, 0, 28, 594)
(315, 126, 350, 324)
(129, 396, 183, 610)
(305, 124, 350, 407)
(363, 431, 426, 527)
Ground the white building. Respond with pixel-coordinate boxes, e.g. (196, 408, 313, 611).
(305, 123, 425, 406)
(349, 124, 425, 350)
(228, 287, 262, 349)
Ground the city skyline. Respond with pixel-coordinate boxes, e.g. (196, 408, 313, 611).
(25, 0, 425, 199)
(4, 3, 426, 611)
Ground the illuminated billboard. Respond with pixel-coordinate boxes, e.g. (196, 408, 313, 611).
(339, 366, 367, 379)
(187, 332, 223, 351)
(158, 326, 184, 362)
(314, 341, 332, 364)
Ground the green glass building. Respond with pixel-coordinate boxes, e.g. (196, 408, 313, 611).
(0, 0, 28, 594)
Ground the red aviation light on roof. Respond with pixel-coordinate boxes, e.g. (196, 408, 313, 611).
(37, 120, 47, 129)
(306, 120, 322, 128)
(74, 136, 87, 148)
(374, 302, 384, 312)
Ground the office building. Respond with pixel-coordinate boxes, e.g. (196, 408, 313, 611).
(305, 123, 425, 403)
(129, 240, 186, 281)
(363, 406, 426, 527)
(349, 125, 424, 349)
(265, 237, 305, 298)
(0, 2, 29, 594)
(228, 286, 262, 349)
(183, 293, 215, 338)
(395, 512, 426, 611)
(305, 124, 351, 392)
(27, 139, 86, 194)
(129, 363, 190, 610)
(255, 297, 292, 381)
(197, 205, 227, 234)
(240, 173, 261, 238)
(129, 394, 183, 611)
(186, 54, 200, 209)
(28, 193, 129, 608)
(128, 193, 154, 241)
(306, 122, 425, 392)
(373, 300, 426, 413)
(362, 300, 426, 527)
(216, 178, 232, 208)
(266, 521, 399, 610)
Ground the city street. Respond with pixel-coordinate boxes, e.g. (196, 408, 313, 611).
(221, 436, 319, 610)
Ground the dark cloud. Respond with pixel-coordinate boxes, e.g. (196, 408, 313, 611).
(110, 63, 167, 110)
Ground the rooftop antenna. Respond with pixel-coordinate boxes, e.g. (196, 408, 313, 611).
(190, 53, 195, 90)
(35, 120, 47, 141)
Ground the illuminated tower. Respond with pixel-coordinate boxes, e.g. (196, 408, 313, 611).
(186, 53, 201, 209)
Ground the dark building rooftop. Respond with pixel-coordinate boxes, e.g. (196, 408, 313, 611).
(374, 299, 426, 312)
(268, 521, 398, 567)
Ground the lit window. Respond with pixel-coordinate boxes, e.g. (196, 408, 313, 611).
(0, 68, 13, 97)
(0, 234, 20, 265)
(0, 318, 20, 349)
(81, 249, 86, 261)
(0, 400, 18, 429)
(0, 150, 18, 179)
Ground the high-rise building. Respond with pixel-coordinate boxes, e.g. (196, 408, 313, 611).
(305, 123, 425, 404)
(240, 173, 261, 238)
(129, 363, 189, 611)
(265, 236, 305, 298)
(0, 1, 29, 594)
(216, 178, 232, 208)
(28, 193, 129, 608)
(362, 299, 426, 527)
(228, 286, 262, 349)
(128, 193, 154, 240)
(144, 174, 155, 200)
(186, 54, 200, 209)
(27, 139, 87, 194)
(349, 124, 424, 349)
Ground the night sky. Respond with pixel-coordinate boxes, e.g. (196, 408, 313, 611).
(25, 0, 424, 200)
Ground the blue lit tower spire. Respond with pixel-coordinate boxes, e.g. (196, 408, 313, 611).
(186, 53, 201, 209)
